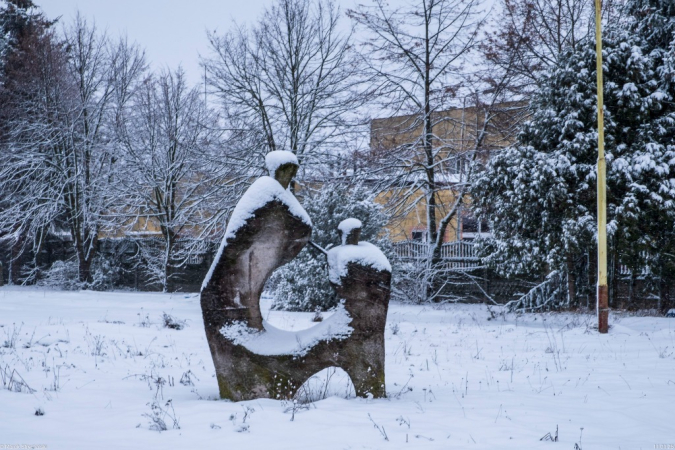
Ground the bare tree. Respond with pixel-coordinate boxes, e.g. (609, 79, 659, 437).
(0, 0, 56, 283)
(349, 0, 536, 301)
(0, 14, 145, 284)
(482, 0, 622, 93)
(116, 68, 229, 291)
(349, 0, 484, 250)
(0, 26, 65, 283)
(203, 0, 366, 177)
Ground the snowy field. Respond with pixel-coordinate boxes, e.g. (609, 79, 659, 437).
(1, 287, 673, 450)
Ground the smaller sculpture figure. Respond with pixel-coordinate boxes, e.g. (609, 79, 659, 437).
(325, 218, 392, 397)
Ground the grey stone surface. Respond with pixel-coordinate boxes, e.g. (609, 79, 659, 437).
(200, 163, 390, 401)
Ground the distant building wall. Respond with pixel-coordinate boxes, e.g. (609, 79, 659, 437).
(369, 102, 525, 243)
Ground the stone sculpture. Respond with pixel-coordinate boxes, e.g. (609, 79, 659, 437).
(200, 151, 392, 401)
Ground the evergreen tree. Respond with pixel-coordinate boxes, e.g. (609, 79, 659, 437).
(0, 0, 52, 79)
(622, 0, 675, 307)
(269, 181, 391, 311)
(473, 12, 675, 309)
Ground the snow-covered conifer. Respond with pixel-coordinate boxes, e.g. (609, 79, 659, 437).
(474, 13, 675, 308)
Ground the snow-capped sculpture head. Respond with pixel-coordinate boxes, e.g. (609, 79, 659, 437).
(338, 218, 362, 245)
(328, 218, 391, 286)
(265, 151, 298, 189)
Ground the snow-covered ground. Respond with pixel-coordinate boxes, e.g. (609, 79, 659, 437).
(1, 286, 673, 449)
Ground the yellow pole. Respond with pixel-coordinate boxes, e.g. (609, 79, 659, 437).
(595, 0, 609, 333)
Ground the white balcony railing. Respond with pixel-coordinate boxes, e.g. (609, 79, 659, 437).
(392, 241, 479, 261)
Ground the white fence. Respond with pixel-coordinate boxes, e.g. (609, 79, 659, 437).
(393, 241, 479, 262)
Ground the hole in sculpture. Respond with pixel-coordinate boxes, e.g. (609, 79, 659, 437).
(260, 289, 337, 332)
(295, 367, 355, 403)
(262, 243, 341, 317)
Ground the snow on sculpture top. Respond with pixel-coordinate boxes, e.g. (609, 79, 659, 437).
(265, 150, 299, 175)
(223, 176, 311, 240)
(201, 175, 312, 289)
(327, 242, 392, 285)
(337, 218, 362, 245)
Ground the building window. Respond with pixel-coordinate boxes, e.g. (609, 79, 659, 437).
(462, 215, 479, 234)
(411, 231, 426, 242)
(461, 211, 489, 241)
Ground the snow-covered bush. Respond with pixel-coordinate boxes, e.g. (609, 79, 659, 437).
(90, 256, 124, 291)
(391, 261, 430, 304)
(504, 271, 568, 312)
(36, 260, 81, 291)
(269, 181, 392, 311)
(36, 255, 123, 291)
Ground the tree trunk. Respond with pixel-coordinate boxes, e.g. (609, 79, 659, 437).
(424, 96, 439, 301)
(424, 32, 436, 247)
(9, 235, 24, 285)
(75, 231, 97, 285)
(610, 247, 619, 309)
(78, 252, 93, 285)
(163, 230, 175, 293)
(628, 271, 635, 310)
(32, 227, 48, 282)
(566, 254, 576, 307)
(164, 245, 173, 293)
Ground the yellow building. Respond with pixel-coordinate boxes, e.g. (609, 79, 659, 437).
(369, 102, 524, 243)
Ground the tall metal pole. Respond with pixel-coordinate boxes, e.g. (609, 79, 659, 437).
(595, 0, 609, 333)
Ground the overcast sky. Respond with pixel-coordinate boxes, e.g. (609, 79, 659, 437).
(40, 0, 497, 91)
(40, 0, 363, 87)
